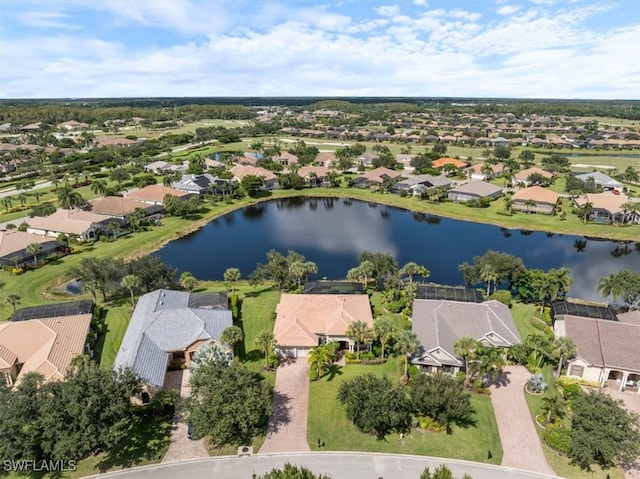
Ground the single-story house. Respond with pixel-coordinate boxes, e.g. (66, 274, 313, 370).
(274, 294, 374, 358)
(512, 167, 554, 187)
(447, 181, 503, 203)
(143, 160, 187, 175)
(297, 166, 330, 186)
(355, 152, 378, 167)
(395, 154, 415, 170)
(95, 136, 141, 148)
(237, 152, 261, 165)
(172, 173, 231, 195)
(27, 208, 110, 241)
(0, 313, 92, 387)
(393, 174, 452, 196)
(574, 193, 639, 224)
(431, 157, 468, 170)
(411, 299, 521, 375)
(510, 186, 559, 215)
(113, 289, 232, 392)
(88, 196, 163, 223)
(0, 230, 66, 268)
(466, 162, 506, 181)
(491, 137, 510, 147)
(314, 152, 337, 167)
(58, 120, 89, 131)
(554, 312, 640, 394)
(352, 167, 403, 188)
(229, 165, 278, 190)
(574, 172, 623, 192)
(272, 151, 299, 166)
(126, 184, 191, 206)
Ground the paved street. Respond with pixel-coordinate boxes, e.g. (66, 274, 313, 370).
(259, 359, 311, 453)
(84, 452, 562, 479)
(490, 366, 556, 476)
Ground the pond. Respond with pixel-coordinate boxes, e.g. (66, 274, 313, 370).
(154, 197, 640, 302)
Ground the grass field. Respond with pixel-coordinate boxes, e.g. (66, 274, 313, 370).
(511, 302, 548, 340)
(307, 357, 503, 464)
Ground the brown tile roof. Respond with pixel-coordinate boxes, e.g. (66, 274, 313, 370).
(274, 294, 373, 347)
(0, 230, 53, 258)
(95, 136, 141, 147)
(564, 315, 640, 373)
(574, 192, 635, 214)
(297, 166, 329, 178)
(126, 184, 190, 203)
(0, 314, 91, 384)
(28, 209, 106, 235)
(511, 186, 559, 205)
(88, 196, 155, 217)
(514, 167, 554, 180)
(357, 167, 403, 183)
(432, 157, 467, 169)
(230, 165, 277, 181)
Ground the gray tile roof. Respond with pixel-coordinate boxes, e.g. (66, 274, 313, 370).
(411, 299, 521, 367)
(574, 171, 622, 188)
(449, 180, 503, 197)
(113, 289, 232, 388)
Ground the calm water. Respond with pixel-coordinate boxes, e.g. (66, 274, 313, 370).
(155, 197, 640, 301)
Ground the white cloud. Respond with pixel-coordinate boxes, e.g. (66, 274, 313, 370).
(18, 10, 81, 29)
(496, 5, 520, 15)
(374, 5, 400, 17)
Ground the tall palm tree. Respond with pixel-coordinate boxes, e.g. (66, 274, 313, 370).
(471, 346, 505, 386)
(453, 336, 481, 382)
(179, 271, 197, 291)
(220, 325, 244, 356)
(289, 261, 309, 290)
(223, 267, 241, 294)
(581, 201, 593, 223)
(255, 331, 276, 370)
(57, 186, 84, 209)
(26, 242, 42, 266)
(6, 294, 20, 313)
(553, 336, 577, 377)
(90, 179, 108, 199)
(548, 267, 573, 302)
(308, 343, 332, 379)
(346, 320, 374, 360)
(541, 395, 565, 425)
(373, 316, 397, 361)
(596, 273, 624, 303)
(524, 198, 537, 214)
(395, 330, 420, 379)
(120, 274, 141, 308)
(479, 263, 498, 296)
(2, 197, 12, 212)
(399, 261, 430, 283)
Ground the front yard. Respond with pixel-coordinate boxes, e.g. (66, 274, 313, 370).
(307, 357, 502, 464)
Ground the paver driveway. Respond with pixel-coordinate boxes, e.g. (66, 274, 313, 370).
(490, 366, 556, 476)
(259, 358, 311, 453)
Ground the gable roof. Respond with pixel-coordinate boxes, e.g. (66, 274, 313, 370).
(0, 314, 92, 385)
(412, 299, 521, 366)
(356, 167, 402, 183)
(396, 174, 451, 189)
(574, 192, 636, 214)
(274, 294, 373, 347)
(126, 184, 190, 203)
(230, 165, 277, 181)
(511, 186, 559, 204)
(113, 289, 232, 388)
(432, 157, 467, 169)
(28, 208, 108, 235)
(574, 171, 623, 188)
(514, 166, 554, 181)
(0, 230, 58, 259)
(449, 180, 502, 197)
(88, 196, 160, 217)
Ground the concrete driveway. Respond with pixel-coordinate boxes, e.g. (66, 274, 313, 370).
(161, 369, 209, 463)
(259, 359, 311, 453)
(490, 366, 556, 476)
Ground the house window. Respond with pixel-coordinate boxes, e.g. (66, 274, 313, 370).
(569, 365, 584, 377)
(141, 392, 150, 404)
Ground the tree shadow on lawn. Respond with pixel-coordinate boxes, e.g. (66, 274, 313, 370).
(242, 285, 276, 298)
(242, 348, 264, 364)
(325, 364, 343, 382)
(96, 413, 172, 473)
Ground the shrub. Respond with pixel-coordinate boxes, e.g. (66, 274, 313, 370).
(360, 351, 375, 361)
(561, 383, 583, 401)
(267, 354, 279, 370)
(309, 367, 319, 381)
(417, 416, 444, 432)
(490, 290, 512, 307)
(407, 364, 419, 381)
(544, 424, 571, 454)
(399, 190, 408, 198)
(527, 374, 547, 394)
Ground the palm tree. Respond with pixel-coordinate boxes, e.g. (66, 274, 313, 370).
(345, 320, 374, 360)
(622, 166, 639, 184)
(596, 273, 624, 303)
(179, 271, 198, 291)
(373, 316, 396, 361)
(82, 279, 100, 303)
(580, 201, 593, 223)
(57, 186, 84, 209)
(553, 336, 577, 377)
(453, 336, 481, 382)
(524, 198, 537, 214)
(90, 179, 108, 199)
(120, 274, 141, 308)
(479, 263, 498, 297)
(308, 343, 332, 379)
(395, 330, 420, 379)
(223, 267, 241, 294)
(481, 162, 493, 179)
(548, 267, 573, 302)
(26, 242, 42, 266)
(51, 178, 60, 192)
(220, 325, 244, 356)
(471, 346, 505, 386)
(399, 261, 430, 283)
(6, 294, 20, 313)
(541, 395, 565, 425)
(255, 331, 276, 370)
(289, 261, 308, 290)
(2, 197, 12, 212)
(107, 221, 120, 239)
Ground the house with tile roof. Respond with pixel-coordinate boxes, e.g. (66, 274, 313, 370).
(113, 289, 232, 391)
(273, 294, 374, 358)
(88, 196, 162, 223)
(27, 208, 110, 241)
(172, 173, 231, 195)
(352, 167, 403, 188)
(393, 174, 452, 196)
(125, 184, 191, 206)
(0, 314, 92, 387)
(447, 180, 503, 203)
(574, 192, 639, 224)
(512, 166, 554, 187)
(511, 186, 559, 215)
(431, 157, 468, 170)
(574, 171, 623, 192)
(230, 165, 278, 190)
(466, 162, 506, 181)
(411, 299, 521, 375)
(297, 166, 330, 186)
(554, 312, 640, 394)
(0, 230, 66, 268)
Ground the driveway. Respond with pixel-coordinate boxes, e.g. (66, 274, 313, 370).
(161, 369, 209, 463)
(490, 366, 556, 476)
(259, 358, 311, 453)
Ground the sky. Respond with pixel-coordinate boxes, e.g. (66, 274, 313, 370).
(1, 0, 639, 99)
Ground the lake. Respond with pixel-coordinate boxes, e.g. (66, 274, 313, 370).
(154, 197, 640, 302)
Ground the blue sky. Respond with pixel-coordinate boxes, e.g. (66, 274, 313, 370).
(1, 0, 639, 99)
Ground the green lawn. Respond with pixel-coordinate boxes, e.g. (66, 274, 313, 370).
(307, 357, 502, 464)
(95, 302, 135, 369)
(511, 302, 547, 340)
